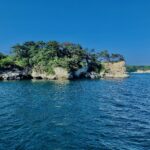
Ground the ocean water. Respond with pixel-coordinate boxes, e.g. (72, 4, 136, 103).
(0, 74, 150, 150)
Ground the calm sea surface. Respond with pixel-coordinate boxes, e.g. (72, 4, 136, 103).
(0, 74, 150, 150)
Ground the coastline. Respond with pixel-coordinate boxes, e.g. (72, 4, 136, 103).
(133, 70, 150, 74)
(0, 61, 129, 81)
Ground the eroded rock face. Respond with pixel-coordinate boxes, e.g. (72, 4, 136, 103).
(74, 67, 88, 78)
(73, 67, 100, 79)
(31, 67, 71, 80)
(0, 61, 129, 80)
(102, 61, 129, 78)
(85, 71, 100, 79)
(31, 71, 56, 80)
(0, 69, 31, 80)
(54, 67, 72, 80)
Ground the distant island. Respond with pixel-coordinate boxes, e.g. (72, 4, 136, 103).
(0, 41, 129, 80)
(127, 66, 150, 73)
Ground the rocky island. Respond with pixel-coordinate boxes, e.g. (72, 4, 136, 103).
(0, 41, 129, 80)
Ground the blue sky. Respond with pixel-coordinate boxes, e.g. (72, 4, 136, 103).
(0, 0, 150, 65)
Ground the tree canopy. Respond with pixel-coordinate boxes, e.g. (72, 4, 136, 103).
(0, 41, 125, 73)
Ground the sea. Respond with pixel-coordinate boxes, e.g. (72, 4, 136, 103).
(0, 74, 150, 150)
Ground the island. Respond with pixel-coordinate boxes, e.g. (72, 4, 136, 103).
(127, 66, 150, 73)
(0, 41, 129, 80)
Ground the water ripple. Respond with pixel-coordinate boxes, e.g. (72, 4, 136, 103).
(0, 74, 150, 149)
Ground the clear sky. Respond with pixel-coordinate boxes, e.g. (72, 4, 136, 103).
(0, 0, 150, 65)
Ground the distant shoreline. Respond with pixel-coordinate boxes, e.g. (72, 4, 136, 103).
(126, 65, 150, 73)
(131, 71, 150, 74)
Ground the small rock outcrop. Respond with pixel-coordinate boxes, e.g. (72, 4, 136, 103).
(85, 71, 100, 79)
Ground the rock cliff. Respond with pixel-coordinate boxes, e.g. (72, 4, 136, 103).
(31, 66, 71, 80)
(0, 61, 129, 80)
(101, 61, 129, 78)
(0, 67, 31, 80)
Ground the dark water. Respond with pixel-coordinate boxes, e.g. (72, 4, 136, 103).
(0, 74, 150, 150)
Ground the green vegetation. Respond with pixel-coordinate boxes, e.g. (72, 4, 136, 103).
(0, 54, 16, 69)
(0, 56, 13, 67)
(0, 41, 125, 73)
(127, 66, 150, 72)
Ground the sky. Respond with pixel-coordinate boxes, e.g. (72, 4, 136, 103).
(0, 0, 150, 65)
